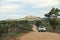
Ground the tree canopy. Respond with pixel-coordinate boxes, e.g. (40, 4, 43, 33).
(45, 8, 60, 29)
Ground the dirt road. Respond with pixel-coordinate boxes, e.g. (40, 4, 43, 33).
(16, 25, 60, 40)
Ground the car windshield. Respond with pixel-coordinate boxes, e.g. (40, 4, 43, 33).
(39, 26, 45, 28)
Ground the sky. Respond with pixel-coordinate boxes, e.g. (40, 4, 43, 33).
(0, 0, 60, 20)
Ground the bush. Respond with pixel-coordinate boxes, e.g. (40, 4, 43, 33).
(0, 20, 33, 38)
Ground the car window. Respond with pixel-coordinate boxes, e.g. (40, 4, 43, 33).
(39, 26, 45, 28)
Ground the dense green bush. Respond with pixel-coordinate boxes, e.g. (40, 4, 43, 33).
(0, 20, 33, 38)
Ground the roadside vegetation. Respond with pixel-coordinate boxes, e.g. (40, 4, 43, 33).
(36, 8, 60, 33)
(0, 7, 60, 40)
(44, 8, 60, 33)
(0, 20, 33, 40)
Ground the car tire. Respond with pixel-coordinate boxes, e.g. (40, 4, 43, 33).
(44, 30, 46, 32)
(38, 30, 40, 32)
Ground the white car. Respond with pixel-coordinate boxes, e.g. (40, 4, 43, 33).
(37, 26, 46, 32)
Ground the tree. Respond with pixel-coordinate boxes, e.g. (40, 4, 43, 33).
(35, 20, 42, 27)
(45, 8, 60, 30)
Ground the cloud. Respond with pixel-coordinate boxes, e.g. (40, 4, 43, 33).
(2, 0, 36, 2)
(0, 0, 24, 12)
(32, 0, 60, 8)
(0, 0, 60, 20)
(0, 3, 23, 12)
(1, 0, 59, 12)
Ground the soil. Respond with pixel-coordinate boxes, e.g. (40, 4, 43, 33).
(16, 25, 60, 40)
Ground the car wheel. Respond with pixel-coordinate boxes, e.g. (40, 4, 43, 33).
(38, 30, 40, 32)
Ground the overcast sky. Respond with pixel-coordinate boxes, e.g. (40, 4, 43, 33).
(0, 0, 60, 20)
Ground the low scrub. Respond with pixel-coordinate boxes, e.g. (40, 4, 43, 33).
(0, 20, 33, 40)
